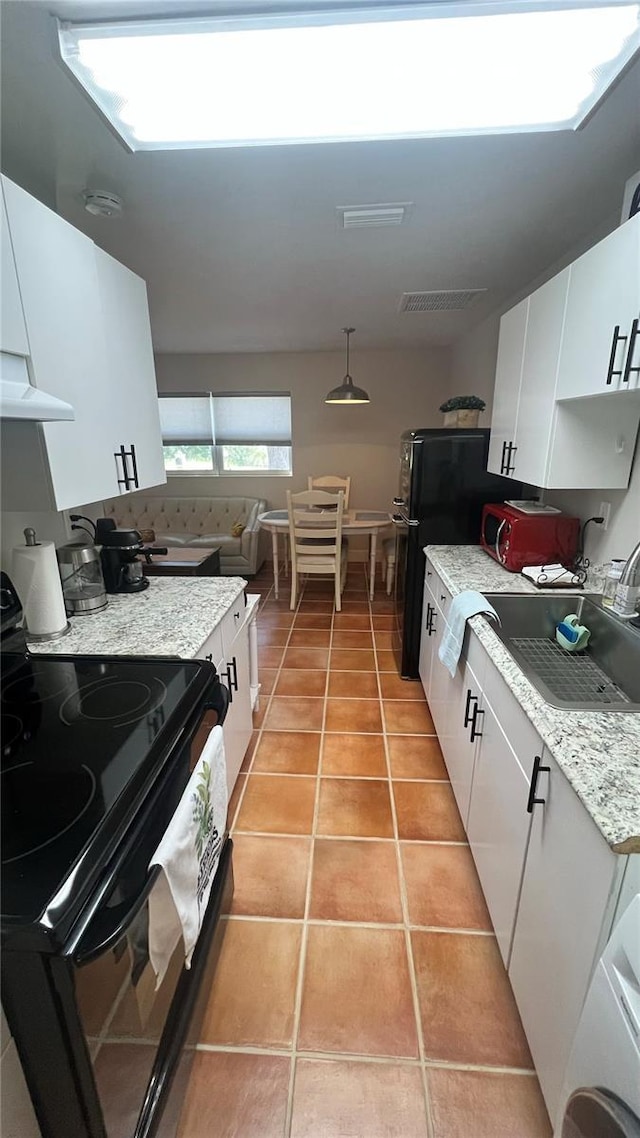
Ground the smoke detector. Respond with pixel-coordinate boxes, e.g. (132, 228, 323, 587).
(82, 190, 124, 218)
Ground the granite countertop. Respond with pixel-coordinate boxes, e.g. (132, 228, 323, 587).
(28, 576, 248, 660)
(425, 545, 640, 855)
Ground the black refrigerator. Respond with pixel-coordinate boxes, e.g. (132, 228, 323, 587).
(392, 428, 528, 678)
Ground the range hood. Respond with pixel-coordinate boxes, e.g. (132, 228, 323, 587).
(0, 352, 75, 422)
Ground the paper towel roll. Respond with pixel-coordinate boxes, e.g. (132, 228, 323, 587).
(12, 540, 68, 638)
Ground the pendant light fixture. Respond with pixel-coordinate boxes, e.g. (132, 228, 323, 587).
(324, 327, 370, 405)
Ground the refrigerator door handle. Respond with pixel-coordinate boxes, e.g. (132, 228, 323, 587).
(392, 514, 419, 527)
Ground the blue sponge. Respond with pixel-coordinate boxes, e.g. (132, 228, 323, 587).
(557, 620, 579, 643)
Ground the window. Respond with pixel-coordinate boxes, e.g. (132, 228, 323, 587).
(158, 393, 292, 475)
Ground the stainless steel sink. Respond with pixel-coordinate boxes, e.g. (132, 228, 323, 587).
(482, 593, 640, 712)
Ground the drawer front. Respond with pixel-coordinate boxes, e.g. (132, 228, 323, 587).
(194, 626, 224, 670)
(425, 559, 451, 619)
(220, 597, 246, 656)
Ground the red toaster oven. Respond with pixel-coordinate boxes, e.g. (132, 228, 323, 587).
(480, 504, 580, 572)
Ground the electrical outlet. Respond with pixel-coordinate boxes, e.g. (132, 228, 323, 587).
(599, 501, 611, 530)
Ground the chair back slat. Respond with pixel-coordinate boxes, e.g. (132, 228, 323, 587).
(307, 475, 351, 509)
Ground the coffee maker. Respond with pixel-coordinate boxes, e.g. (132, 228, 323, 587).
(96, 519, 150, 595)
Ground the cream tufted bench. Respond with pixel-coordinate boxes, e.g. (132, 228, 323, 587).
(100, 493, 267, 576)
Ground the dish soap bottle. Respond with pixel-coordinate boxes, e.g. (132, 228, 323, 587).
(602, 559, 626, 607)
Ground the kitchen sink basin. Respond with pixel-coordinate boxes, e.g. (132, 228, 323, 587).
(482, 593, 640, 712)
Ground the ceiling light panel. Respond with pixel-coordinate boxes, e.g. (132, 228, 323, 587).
(57, 4, 640, 152)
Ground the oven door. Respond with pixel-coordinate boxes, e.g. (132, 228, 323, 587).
(69, 692, 232, 1138)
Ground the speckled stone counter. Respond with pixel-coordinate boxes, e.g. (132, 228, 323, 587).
(425, 545, 640, 855)
(28, 576, 247, 659)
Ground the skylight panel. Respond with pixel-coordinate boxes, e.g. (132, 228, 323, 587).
(57, 3, 640, 151)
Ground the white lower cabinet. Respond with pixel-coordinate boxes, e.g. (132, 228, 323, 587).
(507, 748, 622, 1120)
(440, 635, 485, 829)
(418, 577, 438, 699)
(465, 660, 539, 964)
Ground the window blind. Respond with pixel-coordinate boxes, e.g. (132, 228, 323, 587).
(213, 395, 291, 446)
(158, 395, 215, 445)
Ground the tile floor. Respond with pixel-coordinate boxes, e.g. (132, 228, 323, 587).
(178, 566, 552, 1138)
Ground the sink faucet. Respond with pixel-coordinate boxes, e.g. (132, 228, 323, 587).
(619, 540, 640, 588)
(612, 540, 640, 619)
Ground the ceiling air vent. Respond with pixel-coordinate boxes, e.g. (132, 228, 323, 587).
(399, 289, 487, 312)
(338, 203, 412, 229)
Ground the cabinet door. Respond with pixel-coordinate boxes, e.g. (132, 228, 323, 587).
(508, 748, 621, 1119)
(512, 268, 569, 486)
(221, 625, 253, 795)
(487, 298, 528, 476)
(466, 675, 537, 964)
(440, 640, 484, 828)
(556, 214, 640, 398)
(428, 607, 449, 740)
(1, 186, 29, 355)
(94, 247, 166, 495)
(418, 576, 437, 700)
(2, 176, 119, 509)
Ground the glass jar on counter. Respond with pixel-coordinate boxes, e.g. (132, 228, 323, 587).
(602, 559, 626, 607)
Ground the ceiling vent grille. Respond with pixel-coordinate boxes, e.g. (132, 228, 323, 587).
(338, 203, 411, 229)
(399, 289, 487, 312)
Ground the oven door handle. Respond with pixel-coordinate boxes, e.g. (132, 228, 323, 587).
(73, 865, 163, 966)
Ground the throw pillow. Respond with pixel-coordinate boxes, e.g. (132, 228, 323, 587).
(231, 522, 245, 538)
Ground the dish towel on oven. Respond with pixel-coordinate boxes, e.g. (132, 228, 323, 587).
(148, 725, 227, 987)
(438, 591, 500, 678)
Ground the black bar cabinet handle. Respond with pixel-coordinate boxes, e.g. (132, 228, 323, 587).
(428, 607, 437, 636)
(622, 318, 639, 384)
(230, 656, 239, 692)
(606, 325, 627, 386)
(464, 688, 476, 727)
(114, 445, 131, 489)
(221, 667, 233, 703)
(425, 602, 433, 630)
(128, 443, 139, 489)
(470, 705, 484, 741)
(506, 444, 517, 475)
(500, 440, 508, 474)
(527, 755, 551, 813)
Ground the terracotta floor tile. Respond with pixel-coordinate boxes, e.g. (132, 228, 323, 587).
(290, 1059, 428, 1138)
(283, 647, 330, 670)
(384, 701, 436, 734)
(325, 698, 383, 733)
(339, 600, 370, 613)
(372, 614, 394, 630)
(179, 1051, 290, 1138)
(388, 736, 448, 779)
(380, 674, 426, 701)
(296, 600, 334, 613)
(230, 835, 311, 918)
(259, 612, 295, 629)
(275, 669, 327, 697)
(259, 668, 278, 696)
(288, 629, 331, 648)
(293, 613, 333, 630)
(262, 599, 296, 613)
(394, 782, 466, 841)
(374, 630, 394, 650)
(328, 670, 379, 699)
(264, 696, 324, 731)
(322, 733, 387, 777)
(401, 844, 492, 930)
(252, 702, 267, 728)
(258, 646, 285, 669)
(333, 612, 372, 630)
(240, 730, 259, 772)
(427, 1069, 551, 1138)
(309, 839, 403, 923)
(236, 775, 316, 835)
(227, 774, 246, 829)
(332, 629, 374, 649)
(200, 919, 302, 1048)
(330, 648, 376, 671)
(257, 627, 290, 646)
(299, 925, 418, 1057)
(371, 599, 395, 614)
(376, 650, 398, 672)
(317, 778, 394, 838)
(253, 731, 321, 775)
(412, 932, 534, 1068)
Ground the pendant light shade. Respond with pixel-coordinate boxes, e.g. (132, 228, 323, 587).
(325, 327, 370, 405)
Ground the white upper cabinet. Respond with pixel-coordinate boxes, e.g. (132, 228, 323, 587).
(0, 187, 29, 356)
(488, 216, 640, 489)
(556, 213, 640, 399)
(2, 175, 119, 509)
(0, 176, 165, 511)
(94, 247, 166, 495)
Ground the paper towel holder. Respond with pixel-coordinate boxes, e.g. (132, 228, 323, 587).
(17, 527, 71, 642)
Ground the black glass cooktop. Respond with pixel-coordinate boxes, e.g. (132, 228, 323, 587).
(1, 652, 212, 940)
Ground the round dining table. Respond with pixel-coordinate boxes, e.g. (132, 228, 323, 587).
(257, 509, 393, 601)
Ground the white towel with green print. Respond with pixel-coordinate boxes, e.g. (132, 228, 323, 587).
(148, 725, 227, 987)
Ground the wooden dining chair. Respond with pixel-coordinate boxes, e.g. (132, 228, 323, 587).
(307, 475, 351, 510)
(286, 489, 348, 611)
